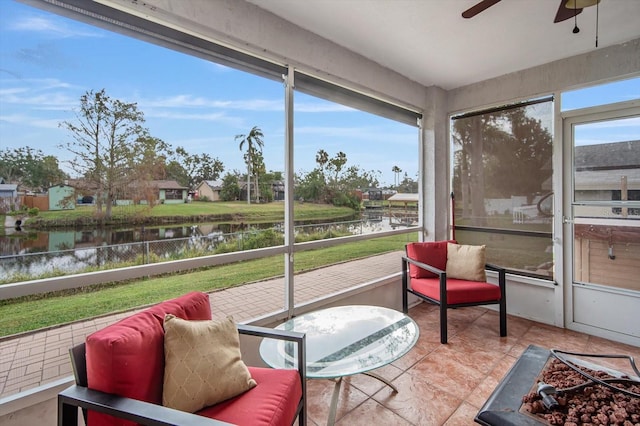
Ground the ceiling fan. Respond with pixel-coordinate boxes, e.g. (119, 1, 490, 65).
(462, 0, 600, 23)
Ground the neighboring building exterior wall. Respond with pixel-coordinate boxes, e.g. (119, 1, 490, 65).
(195, 180, 223, 201)
(159, 188, 187, 204)
(48, 185, 75, 211)
(0, 184, 19, 213)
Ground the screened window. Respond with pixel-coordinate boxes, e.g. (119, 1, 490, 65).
(451, 99, 554, 279)
(292, 90, 420, 240)
(165, 190, 183, 200)
(2, 0, 421, 309)
(562, 76, 640, 111)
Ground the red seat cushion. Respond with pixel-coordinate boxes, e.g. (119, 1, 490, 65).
(410, 277, 501, 304)
(406, 240, 455, 278)
(85, 292, 212, 426)
(197, 367, 302, 426)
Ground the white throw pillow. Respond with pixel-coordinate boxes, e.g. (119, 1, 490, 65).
(162, 314, 256, 413)
(446, 243, 487, 282)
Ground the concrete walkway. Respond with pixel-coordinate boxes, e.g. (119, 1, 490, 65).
(0, 251, 403, 399)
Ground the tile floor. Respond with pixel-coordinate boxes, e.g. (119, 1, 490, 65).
(1, 250, 639, 425)
(306, 303, 640, 425)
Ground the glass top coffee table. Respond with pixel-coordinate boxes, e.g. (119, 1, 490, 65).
(259, 305, 419, 425)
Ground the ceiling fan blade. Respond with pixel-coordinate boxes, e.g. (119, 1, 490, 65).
(462, 0, 502, 19)
(554, 0, 583, 23)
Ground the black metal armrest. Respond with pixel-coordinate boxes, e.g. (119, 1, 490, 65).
(238, 324, 306, 378)
(59, 324, 307, 426)
(485, 263, 506, 273)
(402, 256, 445, 277)
(238, 323, 305, 343)
(58, 385, 231, 426)
(238, 323, 307, 426)
(485, 263, 507, 291)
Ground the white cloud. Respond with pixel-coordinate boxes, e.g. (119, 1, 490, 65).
(135, 94, 353, 113)
(0, 113, 62, 129)
(137, 95, 283, 111)
(8, 16, 102, 38)
(0, 91, 77, 110)
(145, 110, 244, 126)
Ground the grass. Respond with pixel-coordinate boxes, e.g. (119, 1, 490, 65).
(21, 201, 356, 226)
(0, 233, 415, 337)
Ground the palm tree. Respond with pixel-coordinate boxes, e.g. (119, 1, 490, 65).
(392, 165, 402, 188)
(235, 126, 264, 204)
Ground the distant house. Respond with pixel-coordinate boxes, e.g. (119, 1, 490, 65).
(154, 180, 188, 204)
(48, 183, 76, 211)
(239, 181, 256, 202)
(195, 180, 224, 201)
(574, 140, 640, 217)
(115, 179, 188, 205)
(0, 183, 19, 213)
(148, 180, 188, 204)
(272, 180, 285, 201)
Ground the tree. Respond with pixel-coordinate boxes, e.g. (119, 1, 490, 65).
(235, 126, 264, 204)
(129, 136, 173, 205)
(487, 108, 552, 202)
(397, 172, 418, 193)
(392, 165, 402, 188)
(452, 113, 508, 224)
(220, 172, 241, 201)
(326, 151, 347, 184)
(0, 147, 67, 191)
(315, 149, 329, 173)
(174, 146, 225, 191)
(134, 136, 173, 181)
(295, 149, 375, 209)
(451, 106, 552, 224)
(59, 89, 149, 219)
(295, 169, 322, 202)
(165, 160, 190, 188)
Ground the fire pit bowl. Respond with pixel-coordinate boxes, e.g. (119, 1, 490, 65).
(475, 345, 640, 425)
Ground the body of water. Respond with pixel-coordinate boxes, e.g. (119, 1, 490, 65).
(0, 213, 417, 281)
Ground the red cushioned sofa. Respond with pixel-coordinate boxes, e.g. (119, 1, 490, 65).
(58, 292, 306, 426)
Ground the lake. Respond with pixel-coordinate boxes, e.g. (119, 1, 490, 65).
(0, 213, 417, 281)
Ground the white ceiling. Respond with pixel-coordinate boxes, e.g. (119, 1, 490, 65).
(247, 0, 640, 90)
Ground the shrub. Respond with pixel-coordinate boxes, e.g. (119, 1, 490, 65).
(215, 228, 284, 253)
(28, 207, 40, 216)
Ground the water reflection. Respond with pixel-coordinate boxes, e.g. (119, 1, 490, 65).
(1, 217, 416, 281)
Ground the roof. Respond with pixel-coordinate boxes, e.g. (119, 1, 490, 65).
(387, 193, 418, 202)
(200, 180, 224, 189)
(575, 140, 640, 170)
(0, 184, 18, 192)
(148, 180, 187, 190)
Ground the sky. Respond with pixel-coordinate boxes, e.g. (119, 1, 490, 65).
(0, 1, 418, 187)
(0, 1, 638, 186)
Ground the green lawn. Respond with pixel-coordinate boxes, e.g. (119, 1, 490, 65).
(27, 201, 355, 224)
(0, 234, 415, 337)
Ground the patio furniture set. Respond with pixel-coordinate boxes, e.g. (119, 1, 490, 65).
(57, 241, 511, 425)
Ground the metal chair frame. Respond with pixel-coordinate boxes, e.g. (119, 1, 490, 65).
(402, 254, 507, 344)
(58, 324, 306, 426)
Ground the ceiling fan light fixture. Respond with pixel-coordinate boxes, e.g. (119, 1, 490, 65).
(565, 0, 600, 9)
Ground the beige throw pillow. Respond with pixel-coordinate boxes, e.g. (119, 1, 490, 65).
(162, 314, 256, 413)
(446, 243, 487, 282)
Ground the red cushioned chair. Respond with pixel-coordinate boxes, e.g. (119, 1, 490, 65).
(402, 241, 507, 344)
(57, 292, 306, 426)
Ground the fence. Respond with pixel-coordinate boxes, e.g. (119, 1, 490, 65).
(0, 219, 389, 284)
